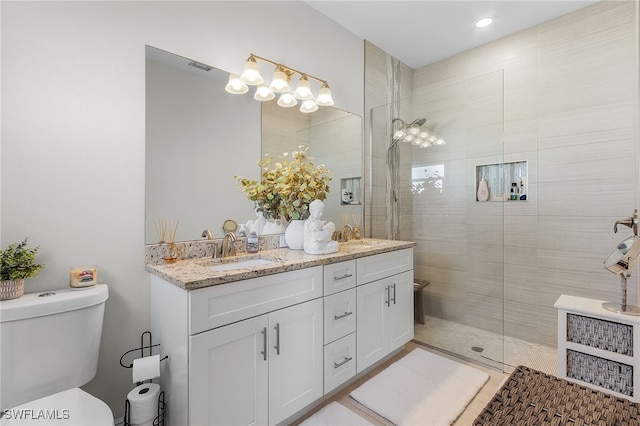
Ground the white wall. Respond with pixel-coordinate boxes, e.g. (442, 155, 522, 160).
(1, 1, 363, 417)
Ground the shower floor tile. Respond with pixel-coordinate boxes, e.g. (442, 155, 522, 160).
(415, 315, 558, 375)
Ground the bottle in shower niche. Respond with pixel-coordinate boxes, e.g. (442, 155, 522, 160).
(247, 231, 259, 253)
(510, 183, 518, 200)
(477, 178, 489, 202)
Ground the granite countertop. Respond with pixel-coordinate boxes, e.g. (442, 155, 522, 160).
(145, 238, 415, 290)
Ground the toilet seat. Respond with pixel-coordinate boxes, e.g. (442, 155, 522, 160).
(1, 388, 113, 426)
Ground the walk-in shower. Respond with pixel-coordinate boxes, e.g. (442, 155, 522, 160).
(370, 70, 558, 375)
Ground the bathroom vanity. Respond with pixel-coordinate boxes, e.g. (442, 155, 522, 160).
(147, 239, 415, 426)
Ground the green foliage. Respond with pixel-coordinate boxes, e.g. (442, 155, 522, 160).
(0, 238, 45, 281)
(235, 146, 331, 221)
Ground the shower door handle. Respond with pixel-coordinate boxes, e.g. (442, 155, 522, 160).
(385, 285, 391, 307)
(391, 283, 396, 305)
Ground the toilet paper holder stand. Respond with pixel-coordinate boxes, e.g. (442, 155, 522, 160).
(121, 331, 167, 426)
(119, 330, 168, 373)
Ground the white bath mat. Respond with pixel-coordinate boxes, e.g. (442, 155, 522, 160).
(350, 348, 489, 426)
(300, 402, 373, 426)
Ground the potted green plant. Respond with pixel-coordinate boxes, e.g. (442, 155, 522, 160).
(235, 146, 331, 249)
(0, 238, 45, 300)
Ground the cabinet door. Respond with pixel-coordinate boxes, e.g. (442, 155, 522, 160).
(387, 270, 414, 351)
(189, 315, 269, 426)
(268, 298, 323, 425)
(356, 278, 388, 373)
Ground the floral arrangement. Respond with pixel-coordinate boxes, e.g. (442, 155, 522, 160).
(235, 146, 331, 221)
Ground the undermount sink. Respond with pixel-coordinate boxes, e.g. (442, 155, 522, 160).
(208, 257, 277, 272)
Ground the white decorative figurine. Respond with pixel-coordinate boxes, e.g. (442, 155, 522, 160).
(304, 200, 339, 254)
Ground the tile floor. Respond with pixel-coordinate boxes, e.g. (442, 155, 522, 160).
(291, 342, 507, 426)
(292, 316, 559, 425)
(414, 315, 558, 376)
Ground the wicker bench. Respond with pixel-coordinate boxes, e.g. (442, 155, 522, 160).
(474, 365, 640, 426)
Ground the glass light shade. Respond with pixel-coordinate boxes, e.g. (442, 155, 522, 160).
(316, 83, 334, 106)
(402, 135, 414, 143)
(408, 126, 420, 135)
(434, 138, 446, 145)
(277, 92, 297, 108)
(239, 58, 263, 85)
(411, 139, 421, 146)
(225, 73, 248, 94)
(269, 70, 290, 93)
(419, 130, 431, 139)
(300, 99, 318, 113)
(429, 134, 438, 142)
(293, 76, 313, 100)
(420, 141, 433, 148)
(254, 84, 275, 101)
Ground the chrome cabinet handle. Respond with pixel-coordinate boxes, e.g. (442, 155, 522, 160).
(334, 273, 353, 281)
(261, 327, 267, 361)
(385, 285, 391, 307)
(391, 283, 397, 305)
(334, 356, 353, 369)
(273, 323, 280, 355)
(334, 311, 353, 320)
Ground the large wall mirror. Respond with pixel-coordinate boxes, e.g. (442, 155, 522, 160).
(145, 46, 363, 244)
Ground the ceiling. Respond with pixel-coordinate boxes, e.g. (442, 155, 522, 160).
(305, 1, 600, 69)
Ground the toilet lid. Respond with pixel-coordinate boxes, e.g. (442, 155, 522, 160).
(1, 388, 113, 426)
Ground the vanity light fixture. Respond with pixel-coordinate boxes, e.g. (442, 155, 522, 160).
(225, 53, 334, 113)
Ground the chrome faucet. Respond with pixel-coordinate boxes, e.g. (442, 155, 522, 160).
(221, 232, 238, 258)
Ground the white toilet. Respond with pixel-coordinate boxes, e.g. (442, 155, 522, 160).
(0, 284, 113, 425)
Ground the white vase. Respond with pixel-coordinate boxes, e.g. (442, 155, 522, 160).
(284, 220, 305, 250)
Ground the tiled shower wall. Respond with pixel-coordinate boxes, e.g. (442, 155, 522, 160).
(365, 0, 638, 348)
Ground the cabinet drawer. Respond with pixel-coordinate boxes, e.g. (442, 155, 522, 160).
(323, 260, 356, 296)
(356, 248, 413, 285)
(189, 266, 323, 334)
(324, 332, 356, 394)
(323, 288, 356, 344)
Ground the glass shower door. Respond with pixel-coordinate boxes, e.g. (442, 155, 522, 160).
(368, 70, 506, 370)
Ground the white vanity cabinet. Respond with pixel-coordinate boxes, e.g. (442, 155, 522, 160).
(190, 298, 323, 426)
(151, 266, 324, 426)
(356, 249, 414, 373)
(149, 244, 415, 426)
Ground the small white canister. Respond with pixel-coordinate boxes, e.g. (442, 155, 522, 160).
(69, 265, 97, 289)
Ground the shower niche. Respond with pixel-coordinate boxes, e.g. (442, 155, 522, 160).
(475, 161, 528, 202)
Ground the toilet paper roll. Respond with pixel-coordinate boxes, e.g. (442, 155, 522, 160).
(132, 354, 160, 383)
(127, 383, 160, 425)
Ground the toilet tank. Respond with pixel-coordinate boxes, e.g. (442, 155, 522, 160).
(0, 284, 109, 410)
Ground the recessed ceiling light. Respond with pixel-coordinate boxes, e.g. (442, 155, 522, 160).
(475, 17, 494, 28)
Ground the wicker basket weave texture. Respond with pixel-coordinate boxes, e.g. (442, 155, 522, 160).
(474, 366, 640, 426)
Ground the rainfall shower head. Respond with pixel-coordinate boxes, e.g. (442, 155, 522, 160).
(409, 118, 426, 127)
(389, 117, 444, 151)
